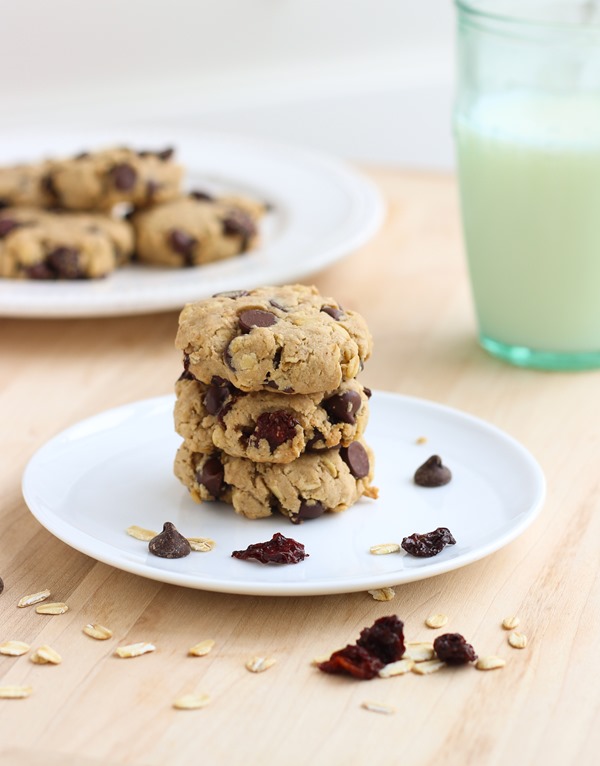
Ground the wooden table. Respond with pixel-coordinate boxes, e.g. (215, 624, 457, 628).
(1, 169, 598, 766)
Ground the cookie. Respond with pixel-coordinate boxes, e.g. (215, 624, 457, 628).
(174, 439, 378, 521)
(0, 207, 134, 279)
(174, 375, 371, 463)
(131, 192, 263, 267)
(175, 284, 373, 395)
(40, 146, 183, 210)
(0, 161, 54, 208)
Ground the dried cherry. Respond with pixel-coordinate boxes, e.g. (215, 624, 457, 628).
(356, 615, 405, 664)
(252, 411, 299, 450)
(434, 633, 477, 665)
(231, 532, 307, 564)
(318, 614, 405, 680)
(318, 644, 383, 680)
(401, 527, 456, 558)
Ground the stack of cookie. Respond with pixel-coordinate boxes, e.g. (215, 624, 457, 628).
(174, 284, 378, 522)
(0, 146, 264, 279)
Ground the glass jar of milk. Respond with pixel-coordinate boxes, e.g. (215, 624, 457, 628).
(455, 1, 600, 369)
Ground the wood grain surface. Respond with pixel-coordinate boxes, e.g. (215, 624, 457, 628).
(0, 170, 598, 766)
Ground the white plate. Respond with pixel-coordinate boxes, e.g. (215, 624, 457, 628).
(22, 392, 545, 597)
(0, 129, 384, 318)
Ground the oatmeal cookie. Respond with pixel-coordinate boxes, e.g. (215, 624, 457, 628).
(174, 439, 378, 521)
(175, 284, 372, 395)
(0, 207, 133, 279)
(131, 192, 263, 267)
(174, 375, 370, 462)
(41, 146, 183, 210)
(0, 161, 55, 209)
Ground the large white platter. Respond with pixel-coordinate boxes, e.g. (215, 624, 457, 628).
(21, 392, 546, 596)
(0, 129, 384, 317)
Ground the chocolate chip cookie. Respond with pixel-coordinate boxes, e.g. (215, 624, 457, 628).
(40, 146, 182, 211)
(175, 284, 373, 395)
(174, 375, 370, 463)
(131, 193, 264, 267)
(0, 207, 134, 279)
(174, 439, 378, 521)
(0, 161, 55, 209)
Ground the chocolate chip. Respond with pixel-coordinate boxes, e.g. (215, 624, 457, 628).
(363, 386, 372, 399)
(74, 151, 90, 160)
(238, 309, 277, 332)
(148, 522, 191, 559)
(41, 173, 59, 202)
(273, 348, 282, 370)
(183, 353, 191, 371)
(177, 369, 196, 382)
(414, 455, 452, 487)
(265, 380, 279, 389)
(252, 411, 299, 451)
(340, 442, 370, 479)
(0, 199, 10, 209)
(110, 163, 137, 191)
(224, 345, 235, 370)
(47, 247, 81, 279)
(0, 576, 3, 594)
(146, 179, 161, 201)
(290, 500, 326, 524)
(321, 305, 344, 320)
(0, 218, 20, 238)
(269, 299, 288, 312)
(168, 228, 197, 262)
(138, 147, 174, 161)
(190, 190, 215, 202)
(222, 209, 256, 250)
(213, 290, 248, 299)
(25, 263, 55, 280)
(197, 457, 225, 498)
(204, 377, 237, 416)
(323, 391, 362, 425)
(306, 429, 324, 449)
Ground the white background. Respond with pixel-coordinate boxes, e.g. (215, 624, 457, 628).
(0, 0, 456, 168)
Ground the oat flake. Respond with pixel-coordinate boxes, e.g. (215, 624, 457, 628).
(378, 659, 414, 677)
(411, 659, 445, 675)
(35, 602, 69, 615)
(115, 642, 156, 658)
(0, 685, 32, 699)
(368, 587, 396, 602)
(83, 623, 113, 640)
(173, 693, 211, 710)
(425, 613, 448, 629)
(126, 526, 157, 542)
(17, 589, 51, 608)
(476, 656, 506, 671)
(361, 700, 396, 715)
(245, 656, 276, 673)
(0, 641, 30, 657)
(188, 640, 215, 657)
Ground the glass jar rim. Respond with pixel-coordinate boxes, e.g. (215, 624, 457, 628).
(456, 1, 600, 29)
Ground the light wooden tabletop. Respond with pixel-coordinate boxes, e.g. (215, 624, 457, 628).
(0, 169, 598, 766)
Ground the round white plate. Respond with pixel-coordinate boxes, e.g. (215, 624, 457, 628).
(0, 129, 384, 318)
(22, 391, 545, 597)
